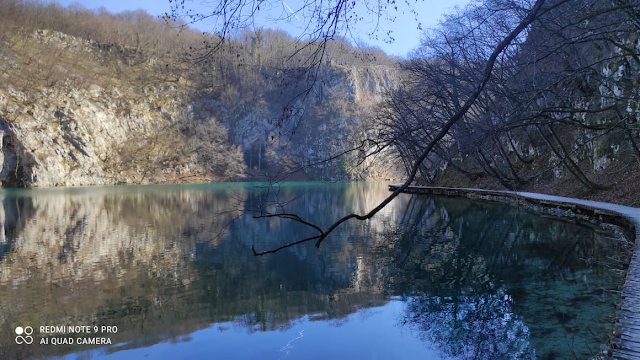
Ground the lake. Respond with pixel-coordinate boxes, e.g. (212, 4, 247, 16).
(0, 182, 631, 359)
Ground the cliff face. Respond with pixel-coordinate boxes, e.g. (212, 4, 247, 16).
(0, 82, 180, 187)
(0, 28, 399, 187)
(0, 28, 251, 187)
(216, 64, 400, 181)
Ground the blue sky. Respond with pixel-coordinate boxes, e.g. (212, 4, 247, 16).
(47, 0, 471, 57)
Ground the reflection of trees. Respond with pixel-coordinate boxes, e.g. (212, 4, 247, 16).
(0, 186, 247, 285)
(0, 186, 248, 359)
(384, 196, 630, 359)
(403, 292, 532, 360)
(0, 183, 405, 359)
(0, 184, 630, 359)
(374, 197, 534, 359)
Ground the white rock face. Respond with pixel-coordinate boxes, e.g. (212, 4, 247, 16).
(0, 83, 190, 187)
(0, 29, 401, 186)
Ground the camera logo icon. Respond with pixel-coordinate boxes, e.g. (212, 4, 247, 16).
(15, 326, 34, 345)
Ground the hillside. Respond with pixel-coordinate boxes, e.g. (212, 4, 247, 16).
(376, 0, 640, 207)
(0, 0, 400, 187)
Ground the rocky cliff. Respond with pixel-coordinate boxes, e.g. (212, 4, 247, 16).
(0, 26, 399, 187)
(205, 63, 401, 181)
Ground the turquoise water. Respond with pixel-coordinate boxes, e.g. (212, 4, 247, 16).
(0, 182, 630, 359)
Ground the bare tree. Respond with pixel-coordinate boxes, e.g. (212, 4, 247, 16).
(242, 0, 549, 254)
(379, 0, 639, 191)
(170, 0, 639, 255)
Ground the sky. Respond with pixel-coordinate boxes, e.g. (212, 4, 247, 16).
(47, 0, 472, 57)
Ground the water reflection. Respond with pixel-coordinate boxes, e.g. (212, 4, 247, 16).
(0, 182, 630, 359)
(386, 196, 631, 359)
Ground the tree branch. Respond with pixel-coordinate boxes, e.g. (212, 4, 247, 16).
(252, 0, 548, 255)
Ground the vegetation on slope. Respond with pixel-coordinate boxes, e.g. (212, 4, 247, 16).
(0, 0, 399, 186)
(372, 0, 640, 206)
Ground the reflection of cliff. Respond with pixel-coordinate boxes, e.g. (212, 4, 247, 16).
(0, 183, 405, 359)
(0, 184, 629, 360)
(0, 186, 246, 285)
(0, 185, 247, 359)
